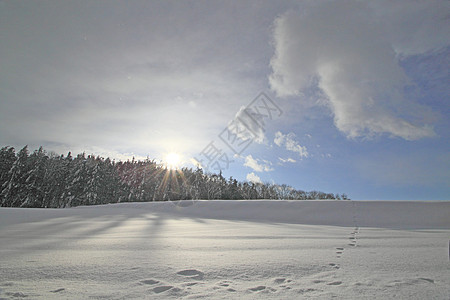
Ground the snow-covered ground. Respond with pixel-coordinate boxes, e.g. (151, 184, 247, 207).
(0, 200, 449, 299)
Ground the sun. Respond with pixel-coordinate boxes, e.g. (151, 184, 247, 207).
(165, 152, 181, 169)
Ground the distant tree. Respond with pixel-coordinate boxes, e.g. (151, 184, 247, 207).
(0, 146, 345, 207)
(277, 184, 292, 200)
(0, 146, 30, 206)
(20, 147, 48, 207)
(0, 147, 16, 196)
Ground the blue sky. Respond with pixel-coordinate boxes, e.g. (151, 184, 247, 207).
(0, 0, 448, 200)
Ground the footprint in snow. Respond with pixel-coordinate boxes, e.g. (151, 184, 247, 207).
(184, 282, 198, 287)
(140, 279, 159, 285)
(177, 269, 204, 280)
(313, 280, 325, 284)
(329, 263, 340, 269)
(297, 288, 317, 294)
(386, 278, 435, 287)
(274, 278, 286, 284)
(248, 285, 277, 292)
(153, 286, 173, 293)
(5, 292, 28, 298)
(249, 285, 266, 292)
(336, 247, 344, 257)
(217, 281, 231, 287)
(327, 281, 342, 286)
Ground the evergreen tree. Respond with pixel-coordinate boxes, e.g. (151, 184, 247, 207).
(21, 147, 48, 207)
(1, 146, 30, 206)
(0, 147, 16, 201)
(0, 146, 343, 207)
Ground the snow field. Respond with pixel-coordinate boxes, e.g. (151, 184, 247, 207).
(0, 200, 449, 299)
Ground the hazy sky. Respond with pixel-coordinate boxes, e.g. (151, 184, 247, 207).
(1, 0, 449, 200)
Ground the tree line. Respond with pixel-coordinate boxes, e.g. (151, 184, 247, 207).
(0, 146, 349, 208)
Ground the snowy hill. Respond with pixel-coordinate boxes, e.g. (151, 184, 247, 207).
(110, 200, 450, 229)
(1, 200, 449, 299)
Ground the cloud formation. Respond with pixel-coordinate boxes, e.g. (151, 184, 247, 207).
(278, 157, 296, 164)
(270, 1, 447, 140)
(230, 106, 266, 144)
(274, 131, 308, 158)
(246, 172, 262, 184)
(244, 155, 273, 172)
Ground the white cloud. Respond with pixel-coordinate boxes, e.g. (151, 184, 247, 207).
(246, 172, 262, 184)
(270, 1, 445, 140)
(244, 155, 273, 172)
(278, 157, 296, 164)
(229, 106, 266, 144)
(274, 131, 308, 158)
(274, 131, 285, 147)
